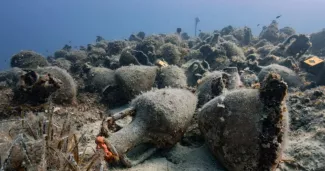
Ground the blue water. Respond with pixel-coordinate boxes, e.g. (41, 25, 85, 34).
(1, 0, 324, 70)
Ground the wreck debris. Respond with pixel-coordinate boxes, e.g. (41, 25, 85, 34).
(301, 56, 324, 75)
(14, 71, 62, 104)
(99, 88, 197, 167)
(258, 64, 302, 88)
(185, 60, 210, 87)
(282, 34, 312, 58)
(3, 16, 325, 171)
(157, 65, 187, 89)
(115, 65, 158, 101)
(35, 66, 78, 105)
(196, 71, 227, 107)
(11, 51, 49, 69)
(198, 73, 288, 171)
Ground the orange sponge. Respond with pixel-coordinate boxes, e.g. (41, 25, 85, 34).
(95, 136, 118, 162)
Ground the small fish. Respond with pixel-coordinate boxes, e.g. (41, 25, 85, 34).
(257, 24, 260, 27)
(199, 29, 202, 32)
(276, 15, 282, 19)
(69, 41, 72, 44)
(195, 73, 202, 77)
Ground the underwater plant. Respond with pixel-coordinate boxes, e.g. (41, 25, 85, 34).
(1, 106, 100, 171)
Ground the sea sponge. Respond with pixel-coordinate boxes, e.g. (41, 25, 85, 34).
(258, 64, 302, 88)
(157, 43, 181, 65)
(65, 50, 88, 62)
(35, 66, 77, 105)
(157, 65, 187, 89)
(84, 66, 116, 93)
(115, 65, 158, 101)
(106, 40, 128, 55)
(198, 73, 288, 171)
(11, 51, 49, 69)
